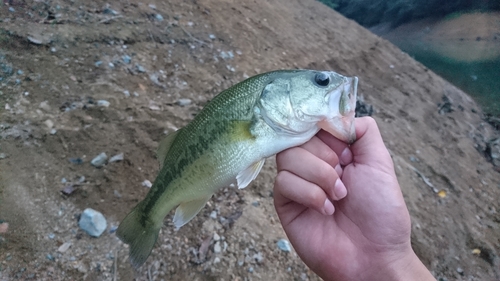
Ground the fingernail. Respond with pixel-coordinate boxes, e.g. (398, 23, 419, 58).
(323, 199, 335, 215)
(339, 148, 352, 166)
(334, 179, 347, 199)
(335, 164, 342, 177)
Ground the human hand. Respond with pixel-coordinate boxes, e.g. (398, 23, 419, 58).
(273, 117, 435, 281)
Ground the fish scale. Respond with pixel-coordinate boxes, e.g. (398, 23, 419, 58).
(116, 69, 358, 267)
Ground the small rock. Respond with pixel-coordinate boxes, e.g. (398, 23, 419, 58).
(213, 257, 221, 263)
(69, 157, 83, 165)
(48, 233, 55, 239)
(50, 128, 57, 135)
(210, 210, 217, 219)
(109, 225, 118, 233)
(214, 241, 222, 253)
(46, 254, 55, 261)
(457, 267, 464, 275)
(0, 222, 8, 233)
(248, 267, 254, 273)
(39, 101, 52, 112)
(113, 190, 122, 198)
(97, 100, 110, 107)
(108, 62, 115, 68)
(213, 232, 220, 241)
(149, 4, 157, 9)
(44, 119, 54, 129)
(277, 239, 292, 252)
(155, 14, 164, 21)
(109, 153, 124, 163)
(17, 69, 24, 75)
(136, 64, 146, 73)
(209, 34, 216, 40)
(176, 98, 192, 106)
(78, 208, 107, 237)
(4, 103, 11, 110)
(9, 7, 15, 12)
(91, 152, 107, 167)
(251, 201, 260, 207)
(61, 185, 75, 196)
(253, 252, 264, 263)
(50, 47, 57, 53)
(0, 153, 8, 159)
(122, 55, 132, 64)
(57, 242, 72, 253)
(142, 180, 152, 188)
(94, 61, 103, 67)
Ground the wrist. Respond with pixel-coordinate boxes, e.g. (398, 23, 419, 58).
(366, 249, 435, 281)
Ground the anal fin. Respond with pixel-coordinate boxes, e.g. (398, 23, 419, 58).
(173, 195, 212, 228)
(236, 159, 265, 189)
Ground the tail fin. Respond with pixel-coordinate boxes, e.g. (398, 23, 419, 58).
(116, 204, 160, 268)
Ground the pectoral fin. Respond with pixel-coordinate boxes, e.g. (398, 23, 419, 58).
(157, 129, 180, 168)
(236, 159, 265, 189)
(173, 195, 212, 228)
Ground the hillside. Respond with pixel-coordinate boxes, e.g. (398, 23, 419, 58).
(0, 0, 499, 280)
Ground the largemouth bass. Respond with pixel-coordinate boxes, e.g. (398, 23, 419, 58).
(117, 69, 358, 267)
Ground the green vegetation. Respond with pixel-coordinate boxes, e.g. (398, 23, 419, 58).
(318, 0, 500, 27)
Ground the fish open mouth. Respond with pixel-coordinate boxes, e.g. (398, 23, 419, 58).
(318, 76, 358, 143)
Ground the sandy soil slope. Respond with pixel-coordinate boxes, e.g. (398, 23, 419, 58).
(0, 0, 499, 280)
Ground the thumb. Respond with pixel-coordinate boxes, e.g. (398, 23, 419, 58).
(351, 117, 393, 170)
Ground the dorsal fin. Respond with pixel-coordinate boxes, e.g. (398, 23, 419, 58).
(157, 129, 180, 168)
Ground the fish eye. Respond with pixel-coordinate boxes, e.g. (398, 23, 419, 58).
(314, 72, 330, 87)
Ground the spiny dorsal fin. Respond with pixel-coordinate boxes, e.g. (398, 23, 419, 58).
(173, 194, 212, 228)
(157, 129, 180, 168)
(236, 159, 265, 189)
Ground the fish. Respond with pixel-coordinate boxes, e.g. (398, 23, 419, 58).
(116, 69, 358, 267)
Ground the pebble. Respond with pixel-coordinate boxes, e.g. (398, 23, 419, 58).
(109, 153, 124, 163)
(213, 232, 220, 241)
(457, 267, 464, 275)
(48, 233, 55, 239)
(277, 239, 292, 252)
(155, 14, 164, 21)
(108, 62, 115, 68)
(109, 225, 118, 233)
(69, 157, 83, 165)
(50, 128, 57, 135)
(97, 100, 110, 107)
(57, 242, 72, 253)
(8, 7, 15, 12)
(248, 267, 254, 273)
(17, 69, 24, 75)
(213, 257, 221, 263)
(0, 222, 8, 233)
(149, 4, 157, 9)
(91, 152, 108, 167)
(214, 241, 222, 253)
(46, 254, 55, 261)
(123, 90, 130, 97)
(94, 61, 103, 67)
(44, 119, 54, 129)
(50, 47, 57, 53)
(210, 210, 217, 219)
(78, 208, 107, 237)
(209, 34, 216, 40)
(0, 153, 7, 159)
(142, 180, 152, 188)
(113, 190, 122, 198)
(122, 55, 132, 64)
(39, 101, 52, 112)
(176, 98, 192, 106)
(136, 64, 146, 73)
(253, 252, 264, 263)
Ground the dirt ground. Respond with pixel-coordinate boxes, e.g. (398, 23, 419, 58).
(0, 0, 499, 280)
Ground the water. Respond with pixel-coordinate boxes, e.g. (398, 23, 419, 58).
(393, 42, 500, 117)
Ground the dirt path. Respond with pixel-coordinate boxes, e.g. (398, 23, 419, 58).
(0, 0, 499, 280)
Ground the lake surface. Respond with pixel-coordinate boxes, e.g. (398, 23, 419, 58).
(375, 12, 500, 117)
(401, 44, 500, 116)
